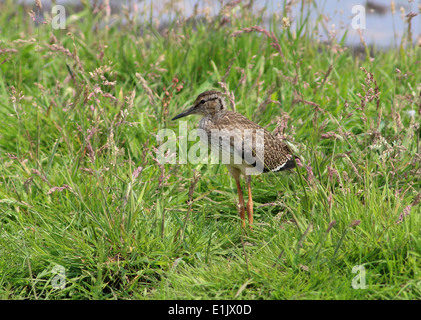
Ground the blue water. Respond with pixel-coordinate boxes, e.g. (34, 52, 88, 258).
(15, 0, 421, 47)
(283, 0, 420, 48)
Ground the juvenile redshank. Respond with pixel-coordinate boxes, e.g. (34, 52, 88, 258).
(172, 91, 297, 228)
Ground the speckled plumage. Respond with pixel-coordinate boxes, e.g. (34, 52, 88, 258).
(172, 90, 297, 228)
(198, 109, 295, 174)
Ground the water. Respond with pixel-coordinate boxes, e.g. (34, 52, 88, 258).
(283, 0, 420, 48)
(13, 0, 421, 48)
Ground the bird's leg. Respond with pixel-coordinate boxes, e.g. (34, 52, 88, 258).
(246, 175, 253, 228)
(235, 177, 246, 228)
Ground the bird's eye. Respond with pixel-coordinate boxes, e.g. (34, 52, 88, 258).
(200, 99, 206, 104)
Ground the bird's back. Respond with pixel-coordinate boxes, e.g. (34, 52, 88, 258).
(199, 111, 295, 173)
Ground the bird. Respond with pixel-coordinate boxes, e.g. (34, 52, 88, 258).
(172, 90, 297, 228)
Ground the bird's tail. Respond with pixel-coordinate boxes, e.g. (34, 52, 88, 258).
(273, 155, 300, 172)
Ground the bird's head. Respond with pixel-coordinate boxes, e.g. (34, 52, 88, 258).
(172, 91, 227, 120)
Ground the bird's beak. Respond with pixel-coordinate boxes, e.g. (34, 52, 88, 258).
(171, 105, 197, 120)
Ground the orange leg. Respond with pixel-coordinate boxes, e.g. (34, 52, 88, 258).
(235, 177, 246, 228)
(246, 176, 253, 228)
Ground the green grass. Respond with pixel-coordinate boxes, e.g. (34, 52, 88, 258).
(0, 0, 420, 299)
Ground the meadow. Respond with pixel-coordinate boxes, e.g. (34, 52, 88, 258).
(0, 0, 420, 299)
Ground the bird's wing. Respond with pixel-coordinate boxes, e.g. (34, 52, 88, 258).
(207, 112, 294, 174)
